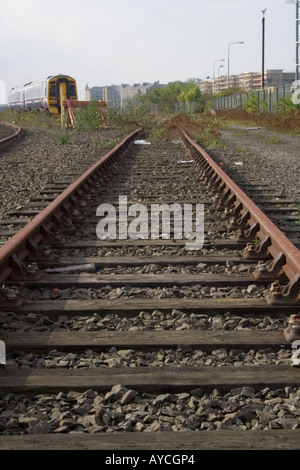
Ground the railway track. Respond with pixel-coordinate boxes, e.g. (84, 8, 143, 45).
(0, 125, 300, 451)
(0, 122, 23, 151)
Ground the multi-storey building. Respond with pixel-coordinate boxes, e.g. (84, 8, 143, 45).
(198, 70, 295, 94)
(85, 82, 160, 106)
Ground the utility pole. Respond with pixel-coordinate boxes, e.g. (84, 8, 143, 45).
(287, 0, 300, 81)
(262, 9, 266, 89)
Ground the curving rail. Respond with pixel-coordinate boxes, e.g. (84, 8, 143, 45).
(0, 122, 23, 149)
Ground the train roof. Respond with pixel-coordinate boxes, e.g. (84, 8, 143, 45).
(10, 75, 76, 91)
(48, 74, 76, 80)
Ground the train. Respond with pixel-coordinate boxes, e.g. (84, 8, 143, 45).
(8, 74, 78, 115)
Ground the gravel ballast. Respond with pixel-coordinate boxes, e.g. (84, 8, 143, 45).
(0, 124, 299, 222)
(1, 385, 300, 435)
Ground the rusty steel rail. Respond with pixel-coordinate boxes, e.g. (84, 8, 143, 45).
(0, 122, 23, 149)
(0, 127, 143, 307)
(181, 129, 300, 306)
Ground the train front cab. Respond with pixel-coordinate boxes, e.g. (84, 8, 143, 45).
(48, 76, 77, 115)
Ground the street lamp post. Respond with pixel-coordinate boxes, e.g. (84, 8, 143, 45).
(213, 59, 225, 94)
(227, 42, 244, 88)
(218, 65, 224, 93)
(287, 0, 300, 81)
(262, 9, 266, 89)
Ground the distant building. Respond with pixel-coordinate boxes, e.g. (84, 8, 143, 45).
(85, 84, 91, 101)
(197, 79, 213, 95)
(85, 82, 160, 106)
(198, 70, 295, 94)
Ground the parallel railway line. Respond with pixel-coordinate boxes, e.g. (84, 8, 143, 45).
(0, 122, 23, 151)
(0, 125, 300, 450)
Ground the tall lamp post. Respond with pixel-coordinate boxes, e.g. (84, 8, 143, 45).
(227, 41, 244, 88)
(218, 65, 224, 93)
(261, 9, 266, 89)
(287, 0, 300, 81)
(213, 59, 225, 94)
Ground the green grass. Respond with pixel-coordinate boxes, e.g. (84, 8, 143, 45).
(93, 138, 120, 149)
(56, 130, 73, 145)
(0, 109, 59, 128)
(257, 135, 283, 145)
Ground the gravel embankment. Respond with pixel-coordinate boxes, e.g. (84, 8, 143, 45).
(0, 127, 123, 219)
(211, 125, 300, 201)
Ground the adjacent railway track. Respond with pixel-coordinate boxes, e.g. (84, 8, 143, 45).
(0, 125, 300, 450)
(0, 122, 23, 151)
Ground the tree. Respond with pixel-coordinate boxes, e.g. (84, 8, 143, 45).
(178, 82, 201, 102)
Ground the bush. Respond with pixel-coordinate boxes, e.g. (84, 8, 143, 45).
(56, 130, 72, 144)
(74, 102, 106, 131)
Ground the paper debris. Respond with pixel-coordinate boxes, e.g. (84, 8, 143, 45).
(134, 140, 151, 145)
(44, 264, 96, 274)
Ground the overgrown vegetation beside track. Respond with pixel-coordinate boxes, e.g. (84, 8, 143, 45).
(217, 108, 300, 134)
(0, 109, 58, 128)
(2, 101, 300, 153)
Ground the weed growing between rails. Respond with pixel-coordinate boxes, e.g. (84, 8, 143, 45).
(96, 196, 205, 251)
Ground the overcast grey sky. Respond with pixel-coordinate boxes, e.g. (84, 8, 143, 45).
(0, 0, 297, 102)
